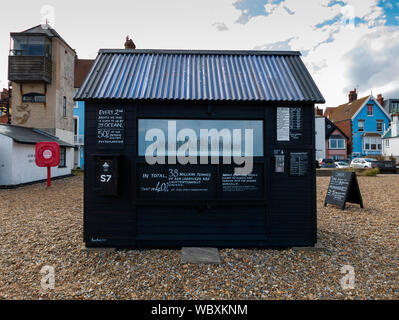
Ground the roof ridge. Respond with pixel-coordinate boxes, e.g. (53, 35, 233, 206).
(98, 49, 302, 56)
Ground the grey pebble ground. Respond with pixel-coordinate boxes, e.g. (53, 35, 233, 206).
(0, 175, 398, 299)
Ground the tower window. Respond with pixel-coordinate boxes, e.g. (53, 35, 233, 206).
(22, 92, 46, 103)
(63, 96, 67, 117)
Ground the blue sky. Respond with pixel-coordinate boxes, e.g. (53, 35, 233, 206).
(0, 0, 399, 108)
(233, 0, 399, 26)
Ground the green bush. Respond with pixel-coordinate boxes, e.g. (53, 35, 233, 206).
(358, 168, 379, 176)
(340, 167, 379, 176)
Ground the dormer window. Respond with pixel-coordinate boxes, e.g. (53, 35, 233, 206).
(367, 104, 373, 116)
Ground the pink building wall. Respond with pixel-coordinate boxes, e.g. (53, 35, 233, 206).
(326, 129, 348, 160)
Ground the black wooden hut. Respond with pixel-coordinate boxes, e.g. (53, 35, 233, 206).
(75, 49, 325, 248)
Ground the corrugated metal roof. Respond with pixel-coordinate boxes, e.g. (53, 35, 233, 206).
(0, 124, 73, 147)
(75, 49, 325, 103)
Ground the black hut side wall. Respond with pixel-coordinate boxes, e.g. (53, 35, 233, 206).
(84, 100, 316, 248)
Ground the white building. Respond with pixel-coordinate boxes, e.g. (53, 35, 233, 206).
(315, 115, 326, 160)
(0, 123, 73, 187)
(382, 112, 399, 162)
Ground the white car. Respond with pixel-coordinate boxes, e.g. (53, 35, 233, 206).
(350, 158, 378, 169)
(335, 161, 349, 169)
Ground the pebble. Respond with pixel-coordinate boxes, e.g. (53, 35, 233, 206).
(0, 175, 398, 299)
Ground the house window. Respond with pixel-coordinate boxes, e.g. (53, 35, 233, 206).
(377, 120, 383, 132)
(11, 36, 52, 58)
(386, 139, 390, 147)
(367, 104, 373, 116)
(358, 120, 365, 132)
(74, 118, 78, 136)
(363, 136, 382, 151)
(329, 138, 346, 149)
(22, 93, 46, 103)
(59, 147, 66, 167)
(391, 102, 399, 113)
(63, 96, 67, 117)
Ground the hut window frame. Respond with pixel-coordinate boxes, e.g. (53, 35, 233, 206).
(138, 119, 265, 159)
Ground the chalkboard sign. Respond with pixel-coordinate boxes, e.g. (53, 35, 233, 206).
(138, 165, 217, 200)
(97, 107, 125, 149)
(138, 164, 264, 200)
(290, 152, 309, 176)
(324, 171, 363, 210)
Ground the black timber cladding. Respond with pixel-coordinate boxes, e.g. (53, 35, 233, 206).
(80, 49, 323, 248)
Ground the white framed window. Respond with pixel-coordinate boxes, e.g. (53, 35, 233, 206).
(386, 139, 389, 147)
(377, 120, 383, 132)
(358, 120, 365, 132)
(363, 136, 382, 151)
(367, 104, 373, 116)
(329, 139, 346, 150)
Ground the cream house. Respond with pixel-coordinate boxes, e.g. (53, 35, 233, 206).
(8, 24, 76, 164)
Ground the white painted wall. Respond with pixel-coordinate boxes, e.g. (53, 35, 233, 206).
(0, 134, 13, 186)
(383, 137, 399, 159)
(0, 138, 73, 187)
(56, 128, 74, 145)
(315, 116, 326, 160)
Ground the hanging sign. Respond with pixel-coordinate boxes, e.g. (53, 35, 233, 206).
(324, 171, 364, 210)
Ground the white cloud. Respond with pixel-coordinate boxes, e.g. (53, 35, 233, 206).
(212, 22, 229, 32)
(0, 0, 397, 108)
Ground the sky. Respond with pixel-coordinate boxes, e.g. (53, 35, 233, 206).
(1, 0, 399, 108)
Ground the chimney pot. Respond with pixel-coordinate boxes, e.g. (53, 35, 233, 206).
(124, 36, 136, 50)
(349, 88, 358, 103)
(377, 94, 384, 106)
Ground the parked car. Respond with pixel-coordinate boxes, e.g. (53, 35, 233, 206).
(350, 158, 378, 169)
(335, 161, 350, 169)
(319, 158, 335, 168)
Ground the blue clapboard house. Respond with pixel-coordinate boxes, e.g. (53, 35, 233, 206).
(328, 90, 391, 158)
(73, 98, 85, 168)
(73, 59, 94, 169)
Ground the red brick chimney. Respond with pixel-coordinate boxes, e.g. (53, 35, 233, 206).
(124, 36, 136, 49)
(348, 88, 357, 103)
(377, 94, 384, 106)
(314, 107, 323, 116)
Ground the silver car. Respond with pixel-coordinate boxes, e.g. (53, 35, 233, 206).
(335, 161, 349, 169)
(350, 158, 377, 169)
